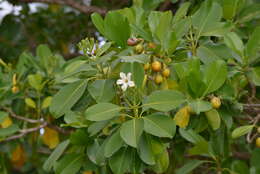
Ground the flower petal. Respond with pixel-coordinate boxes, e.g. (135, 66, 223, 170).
(127, 72, 132, 80)
(116, 79, 124, 85)
(120, 72, 126, 79)
(121, 83, 128, 91)
(128, 81, 135, 87)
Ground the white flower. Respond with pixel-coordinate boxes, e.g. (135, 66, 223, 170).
(116, 72, 135, 91)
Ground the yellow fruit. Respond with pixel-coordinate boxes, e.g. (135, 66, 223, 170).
(258, 127, 260, 134)
(127, 38, 139, 46)
(0, 116, 13, 128)
(147, 42, 156, 49)
(151, 61, 162, 72)
(12, 86, 19, 93)
(162, 68, 170, 78)
(174, 107, 190, 128)
(135, 44, 144, 53)
(11, 145, 26, 169)
(143, 63, 150, 71)
(42, 127, 60, 149)
(211, 97, 221, 109)
(256, 137, 260, 148)
(155, 74, 163, 84)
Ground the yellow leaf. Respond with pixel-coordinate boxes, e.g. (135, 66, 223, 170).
(41, 96, 52, 109)
(0, 116, 13, 128)
(25, 98, 36, 108)
(11, 145, 26, 169)
(83, 171, 93, 174)
(42, 127, 60, 149)
(174, 106, 190, 128)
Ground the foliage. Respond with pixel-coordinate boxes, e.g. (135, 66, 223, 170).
(0, 0, 260, 174)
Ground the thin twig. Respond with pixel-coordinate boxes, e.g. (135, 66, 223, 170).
(0, 106, 43, 124)
(246, 114, 260, 143)
(1, 122, 48, 142)
(18, 0, 107, 15)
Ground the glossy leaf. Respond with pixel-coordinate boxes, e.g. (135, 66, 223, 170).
(205, 109, 221, 130)
(85, 103, 122, 121)
(120, 118, 144, 148)
(143, 90, 185, 112)
(231, 125, 254, 139)
(50, 80, 88, 118)
(143, 114, 176, 138)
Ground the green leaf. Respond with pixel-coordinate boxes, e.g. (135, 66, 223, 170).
(105, 130, 124, 157)
(222, 0, 239, 20)
(0, 124, 19, 137)
(231, 160, 250, 174)
(104, 11, 130, 47)
(43, 140, 70, 172)
(203, 60, 227, 95)
(36, 44, 52, 71)
(55, 153, 84, 174)
(143, 114, 176, 138)
(70, 129, 90, 146)
(120, 118, 144, 148)
(251, 67, 260, 86)
(91, 13, 105, 36)
(120, 54, 150, 64)
(205, 109, 221, 130)
(88, 79, 115, 103)
(152, 148, 169, 173)
(0, 112, 8, 123)
(245, 27, 260, 63)
(176, 160, 205, 174)
(189, 100, 212, 114)
(179, 128, 205, 144)
(50, 80, 88, 118)
(143, 90, 185, 112)
(25, 98, 36, 109)
(237, 3, 260, 23)
(138, 133, 156, 165)
(28, 74, 43, 91)
(231, 125, 254, 139)
(224, 32, 244, 57)
(192, 1, 223, 37)
(109, 147, 131, 174)
(87, 140, 107, 165)
(85, 103, 121, 121)
(172, 2, 191, 24)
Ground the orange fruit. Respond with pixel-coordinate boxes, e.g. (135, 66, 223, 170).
(151, 61, 162, 72)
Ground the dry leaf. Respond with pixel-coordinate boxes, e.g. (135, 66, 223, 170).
(11, 145, 26, 169)
(42, 127, 60, 149)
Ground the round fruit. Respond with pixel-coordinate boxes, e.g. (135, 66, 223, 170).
(127, 38, 139, 46)
(211, 97, 221, 109)
(147, 42, 156, 49)
(257, 127, 260, 134)
(155, 74, 163, 84)
(256, 137, 260, 148)
(135, 44, 144, 53)
(151, 61, 162, 72)
(143, 63, 150, 71)
(162, 68, 170, 78)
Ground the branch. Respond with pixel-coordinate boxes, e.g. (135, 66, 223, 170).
(18, 0, 107, 15)
(1, 122, 48, 142)
(0, 106, 43, 124)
